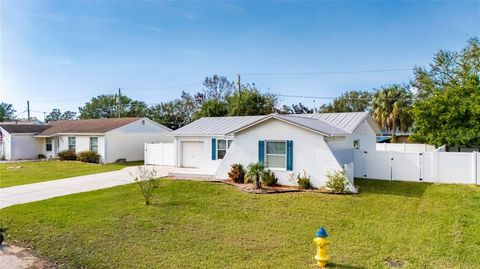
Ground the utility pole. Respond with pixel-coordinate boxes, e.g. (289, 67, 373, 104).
(27, 100, 30, 121)
(237, 73, 241, 94)
(117, 88, 122, 118)
(43, 112, 46, 123)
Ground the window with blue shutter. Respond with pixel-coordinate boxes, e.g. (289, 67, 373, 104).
(286, 140, 293, 171)
(211, 138, 216, 160)
(258, 140, 265, 165)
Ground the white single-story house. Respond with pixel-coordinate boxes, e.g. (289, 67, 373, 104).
(0, 117, 172, 163)
(0, 123, 51, 161)
(169, 112, 381, 187)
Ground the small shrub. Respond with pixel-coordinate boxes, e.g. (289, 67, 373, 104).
(58, 150, 77, 161)
(37, 154, 46, 159)
(245, 162, 266, 189)
(228, 163, 245, 183)
(297, 170, 312, 189)
(262, 169, 278, 186)
(325, 170, 349, 194)
(77, 151, 101, 163)
(0, 226, 7, 245)
(132, 167, 160, 205)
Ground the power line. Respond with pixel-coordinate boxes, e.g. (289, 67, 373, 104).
(240, 68, 413, 76)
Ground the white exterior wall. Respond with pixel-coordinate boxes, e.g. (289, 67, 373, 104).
(42, 135, 106, 161)
(173, 135, 227, 173)
(215, 119, 343, 187)
(326, 119, 377, 166)
(105, 119, 172, 163)
(10, 134, 43, 160)
(0, 128, 12, 160)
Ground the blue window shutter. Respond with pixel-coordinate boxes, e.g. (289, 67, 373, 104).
(287, 140, 293, 171)
(258, 140, 265, 165)
(212, 138, 217, 160)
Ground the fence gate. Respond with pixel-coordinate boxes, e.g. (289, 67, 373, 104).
(355, 150, 421, 181)
(144, 143, 174, 166)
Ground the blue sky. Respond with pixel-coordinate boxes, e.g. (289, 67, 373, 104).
(1, 1, 479, 119)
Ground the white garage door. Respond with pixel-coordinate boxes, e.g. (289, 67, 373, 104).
(181, 141, 203, 168)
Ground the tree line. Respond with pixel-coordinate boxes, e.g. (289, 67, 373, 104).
(1, 38, 478, 147)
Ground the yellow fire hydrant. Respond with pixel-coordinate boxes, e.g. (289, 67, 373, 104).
(313, 227, 330, 267)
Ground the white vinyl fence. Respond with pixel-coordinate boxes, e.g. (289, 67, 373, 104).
(376, 143, 436, 153)
(144, 143, 174, 166)
(354, 149, 480, 185)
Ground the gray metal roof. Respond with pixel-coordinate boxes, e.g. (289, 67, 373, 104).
(170, 116, 265, 136)
(295, 112, 369, 133)
(273, 114, 349, 135)
(170, 112, 375, 137)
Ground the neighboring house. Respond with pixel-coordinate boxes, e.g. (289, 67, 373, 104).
(0, 123, 50, 160)
(1, 118, 172, 163)
(169, 112, 381, 187)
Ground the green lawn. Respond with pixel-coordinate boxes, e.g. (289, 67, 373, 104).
(0, 160, 143, 188)
(1, 179, 479, 268)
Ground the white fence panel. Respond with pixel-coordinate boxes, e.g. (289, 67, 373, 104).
(391, 152, 420, 181)
(144, 143, 174, 166)
(437, 152, 474, 184)
(353, 150, 479, 185)
(365, 151, 391, 180)
(376, 143, 435, 153)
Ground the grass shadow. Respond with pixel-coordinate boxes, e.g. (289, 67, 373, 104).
(354, 178, 430, 198)
(328, 263, 367, 269)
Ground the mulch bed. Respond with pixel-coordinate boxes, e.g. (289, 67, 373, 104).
(221, 180, 357, 195)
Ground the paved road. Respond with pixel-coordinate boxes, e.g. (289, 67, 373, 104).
(0, 166, 170, 209)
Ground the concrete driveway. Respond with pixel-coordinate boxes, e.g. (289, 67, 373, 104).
(0, 166, 171, 209)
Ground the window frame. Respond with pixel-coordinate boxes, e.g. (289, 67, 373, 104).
(68, 136, 76, 152)
(90, 137, 99, 153)
(216, 139, 232, 160)
(45, 137, 53, 152)
(265, 140, 287, 170)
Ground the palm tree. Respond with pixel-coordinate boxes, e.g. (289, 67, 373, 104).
(245, 162, 266, 189)
(372, 85, 413, 143)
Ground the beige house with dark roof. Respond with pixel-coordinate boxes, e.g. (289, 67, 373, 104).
(1, 118, 172, 163)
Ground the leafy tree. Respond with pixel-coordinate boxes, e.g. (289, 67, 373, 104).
(146, 91, 200, 129)
(0, 102, 16, 122)
(194, 99, 228, 119)
(227, 85, 277, 116)
(278, 102, 314, 114)
(410, 83, 480, 147)
(410, 38, 480, 146)
(203, 75, 235, 101)
(319, 90, 372, 113)
(371, 85, 413, 142)
(79, 94, 148, 119)
(412, 37, 479, 99)
(45, 109, 77, 123)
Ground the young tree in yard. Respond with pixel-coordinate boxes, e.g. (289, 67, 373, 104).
(227, 85, 277, 116)
(246, 162, 266, 189)
(372, 85, 413, 143)
(132, 167, 160, 205)
(319, 90, 372, 113)
(0, 102, 16, 122)
(410, 38, 480, 146)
